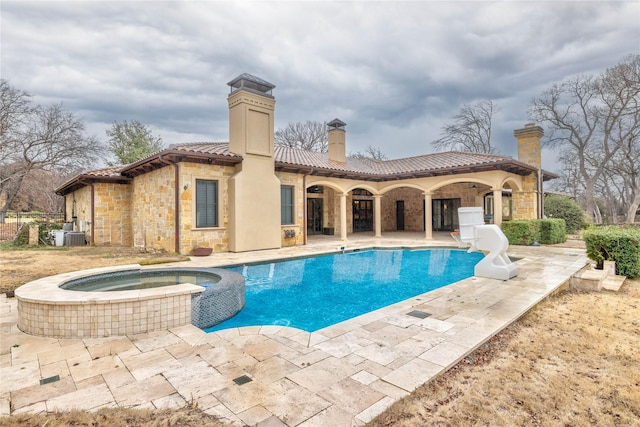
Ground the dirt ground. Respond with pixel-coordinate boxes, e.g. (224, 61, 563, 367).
(1, 243, 639, 426)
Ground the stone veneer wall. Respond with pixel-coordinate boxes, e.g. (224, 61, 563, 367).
(179, 162, 235, 253)
(66, 185, 91, 229)
(17, 294, 192, 339)
(131, 166, 176, 252)
(65, 184, 133, 246)
(514, 124, 542, 220)
(512, 173, 538, 220)
(324, 187, 337, 230)
(381, 187, 425, 231)
(431, 183, 479, 206)
(93, 183, 132, 246)
(277, 172, 305, 246)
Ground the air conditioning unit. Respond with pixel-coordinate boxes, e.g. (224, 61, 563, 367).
(65, 232, 86, 246)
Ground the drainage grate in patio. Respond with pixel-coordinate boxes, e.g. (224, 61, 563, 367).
(40, 375, 60, 385)
(406, 310, 431, 319)
(233, 375, 253, 385)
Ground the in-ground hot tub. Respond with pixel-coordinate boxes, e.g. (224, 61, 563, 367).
(60, 268, 223, 292)
(15, 265, 245, 339)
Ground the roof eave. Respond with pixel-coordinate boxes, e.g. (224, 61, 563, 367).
(55, 174, 132, 196)
(121, 149, 242, 178)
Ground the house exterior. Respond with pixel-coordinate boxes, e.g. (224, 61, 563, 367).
(55, 73, 555, 255)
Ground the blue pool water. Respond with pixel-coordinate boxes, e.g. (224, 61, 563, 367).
(204, 248, 483, 333)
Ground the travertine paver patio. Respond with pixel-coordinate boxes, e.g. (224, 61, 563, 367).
(0, 235, 588, 426)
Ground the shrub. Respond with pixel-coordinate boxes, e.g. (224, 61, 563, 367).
(13, 221, 62, 246)
(583, 226, 640, 278)
(501, 220, 540, 245)
(539, 218, 566, 244)
(502, 219, 567, 245)
(544, 194, 587, 233)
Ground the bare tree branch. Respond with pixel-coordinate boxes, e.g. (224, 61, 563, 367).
(0, 80, 103, 220)
(349, 145, 388, 160)
(432, 100, 498, 154)
(530, 54, 640, 224)
(274, 120, 328, 153)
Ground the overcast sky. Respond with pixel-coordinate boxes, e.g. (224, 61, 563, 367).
(2, 1, 639, 171)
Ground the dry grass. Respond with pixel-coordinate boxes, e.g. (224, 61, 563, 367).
(0, 405, 228, 426)
(1, 244, 639, 426)
(0, 245, 188, 294)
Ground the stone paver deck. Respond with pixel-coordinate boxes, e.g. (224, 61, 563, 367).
(0, 233, 588, 426)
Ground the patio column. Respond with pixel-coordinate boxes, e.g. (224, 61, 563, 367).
(374, 195, 382, 237)
(424, 192, 433, 240)
(492, 188, 503, 226)
(340, 192, 348, 241)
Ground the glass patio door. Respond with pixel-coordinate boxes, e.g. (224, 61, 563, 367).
(307, 198, 323, 235)
(352, 200, 373, 232)
(432, 198, 461, 231)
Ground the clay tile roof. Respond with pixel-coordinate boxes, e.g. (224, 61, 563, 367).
(81, 165, 126, 177)
(118, 142, 242, 178)
(273, 145, 526, 179)
(274, 146, 378, 175)
(169, 142, 236, 156)
(56, 142, 551, 195)
(377, 151, 514, 175)
(54, 165, 132, 195)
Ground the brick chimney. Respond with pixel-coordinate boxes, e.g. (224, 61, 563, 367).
(513, 123, 544, 220)
(514, 123, 543, 169)
(327, 118, 347, 164)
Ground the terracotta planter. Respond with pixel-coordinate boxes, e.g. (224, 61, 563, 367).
(191, 247, 213, 256)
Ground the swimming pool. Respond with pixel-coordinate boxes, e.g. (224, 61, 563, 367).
(205, 248, 484, 333)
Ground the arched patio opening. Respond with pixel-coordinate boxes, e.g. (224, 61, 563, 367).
(351, 188, 375, 233)
(304, 174, 525, 242)
(483, 182, 517, 224)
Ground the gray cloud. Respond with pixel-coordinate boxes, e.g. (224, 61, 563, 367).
(2, 1, 638, 170)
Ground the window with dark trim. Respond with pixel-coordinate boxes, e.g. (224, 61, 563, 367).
(196, 179, 218, 228)
(281, 185, 294, 225)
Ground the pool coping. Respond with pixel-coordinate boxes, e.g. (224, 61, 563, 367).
(1, 243, 590, 425)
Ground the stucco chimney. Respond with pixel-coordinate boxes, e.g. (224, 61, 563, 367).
(327, 118, 347, 164)
(227, 73, 276, 157)
(514, 123, 543, 169)
(226, 73, 281, 252)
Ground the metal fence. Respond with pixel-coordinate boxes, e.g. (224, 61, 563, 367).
(0, 212, 65, 242)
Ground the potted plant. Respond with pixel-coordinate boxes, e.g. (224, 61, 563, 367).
(191, 247, 213, 256)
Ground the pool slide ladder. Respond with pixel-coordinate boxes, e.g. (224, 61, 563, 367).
(455, 207, 517, 281)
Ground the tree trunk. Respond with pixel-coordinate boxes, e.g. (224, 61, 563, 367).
(625, 193, 640, 223)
